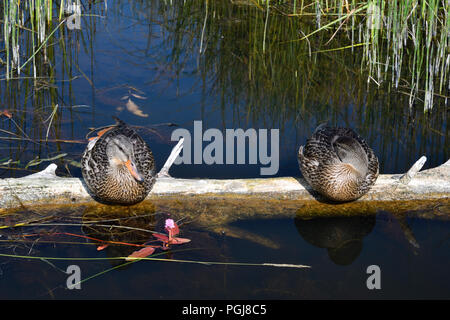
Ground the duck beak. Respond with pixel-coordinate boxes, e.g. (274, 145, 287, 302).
(125, 160, 143, 182)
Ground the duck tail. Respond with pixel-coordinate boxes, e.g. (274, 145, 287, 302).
(112, 116, 127, 127)
(313, 122, 329, 133)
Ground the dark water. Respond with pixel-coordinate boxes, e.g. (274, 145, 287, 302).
(0, 1, 449, 299)
(0, 210, 449, 299)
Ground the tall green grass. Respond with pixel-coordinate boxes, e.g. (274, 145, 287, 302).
(3, 0, 48, 78)
(1, 0, 76, 79)
(147, 0, 447, 170)
(196, 0, 449, 112)
(252, 0, 449, 111)
(2, 1, 448, 111)
(0, 0, 101, 178)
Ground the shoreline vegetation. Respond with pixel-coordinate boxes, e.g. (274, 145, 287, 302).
(1, 0, 448, 111)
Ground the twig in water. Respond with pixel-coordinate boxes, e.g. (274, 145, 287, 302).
(399, 156, 427, 185)
(325, 8, 356, 45)
(45, 104, 59, 141)
(158, 138, 184, 178)
(199, 0, 208, 54)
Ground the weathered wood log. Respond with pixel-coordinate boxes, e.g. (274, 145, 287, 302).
(1, 156, 448, 249)
(0, 157, 449, 212)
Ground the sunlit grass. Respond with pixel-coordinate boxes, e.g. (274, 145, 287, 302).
(1, 1, 448, 111)
(163, 0, 449, 111)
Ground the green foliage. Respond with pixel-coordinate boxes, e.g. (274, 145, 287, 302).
(1, 1, 448, 111)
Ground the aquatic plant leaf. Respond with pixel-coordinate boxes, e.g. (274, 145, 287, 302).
(130, 93, 147, 100)
(153, 233, 190, 246)
(96, 127, 114, 138)
(1, 110, 12, 118)
(125, 98, 148, 118)
(169, 237, 191, 245)
(125, 246, 155, 261)
(154, 219, 190, 249)
(153, 233, 169, 243)
(0, 159, 20, 166)
(67, 160, 82, 168)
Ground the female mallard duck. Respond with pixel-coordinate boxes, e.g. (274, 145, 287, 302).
(81, 117, 156, 205)
(298, 125, 379, 202)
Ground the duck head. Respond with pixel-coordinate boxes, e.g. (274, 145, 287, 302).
(106, 135, 143, 182)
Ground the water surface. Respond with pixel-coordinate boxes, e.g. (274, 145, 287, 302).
(0, 0, 448, 299)
(0, 204, 448, 299)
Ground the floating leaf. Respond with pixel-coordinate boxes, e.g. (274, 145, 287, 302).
(126, 98, 148, 118)
(125, 246, 155, 261)
(97, 244, 109, 251)
(1, 110, 12, 118)
(153, 233, 169, 243)
(130, 93, 147, 100)
(153, 233, 190, 247)
(169, 237, 191, 245)
(96, 127, 114, 138)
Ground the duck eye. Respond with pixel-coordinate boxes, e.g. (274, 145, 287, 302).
(114, 143, 125, 153)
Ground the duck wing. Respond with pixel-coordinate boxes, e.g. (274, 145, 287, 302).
(332, 135, 368, 177)
(301, 126, 377, 176)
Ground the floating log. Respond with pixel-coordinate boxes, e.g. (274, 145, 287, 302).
(0, 157, 449, 213)
(1, 155, 448, 249)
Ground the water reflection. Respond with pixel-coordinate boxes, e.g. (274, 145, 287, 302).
(81, 202, 157, 266)
(0, 202, 448, 299)
(294, 215, 375, 265)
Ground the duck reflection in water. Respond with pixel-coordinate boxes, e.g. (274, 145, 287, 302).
(294, 215, 376, 266)
(81, 202, 157, 267)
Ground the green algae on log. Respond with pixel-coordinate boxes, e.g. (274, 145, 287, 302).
(0, 157, 449, 213)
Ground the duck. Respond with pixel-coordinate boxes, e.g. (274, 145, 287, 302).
(81, 117, 156, 205)
(298, 124, 379, 202)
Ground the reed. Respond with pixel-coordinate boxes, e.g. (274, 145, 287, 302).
(2, 0, 448, 110)
(0, 0, 102, 177)
(160, 0, 449, 111)
(2, 0, 51, 79)
(150, 0, 447, 170)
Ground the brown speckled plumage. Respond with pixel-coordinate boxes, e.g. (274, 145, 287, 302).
(82, 117, 156, 205)
(298, 125, 379, 202)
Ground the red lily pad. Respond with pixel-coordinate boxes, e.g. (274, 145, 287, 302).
(126, 246, 156, 261)
(97, 244, 109, 251)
